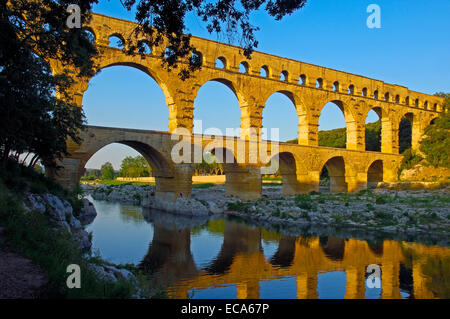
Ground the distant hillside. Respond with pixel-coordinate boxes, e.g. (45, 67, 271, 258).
(286, 120, 382, 151)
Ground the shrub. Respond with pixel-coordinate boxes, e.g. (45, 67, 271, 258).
(294, 194, 313, 210)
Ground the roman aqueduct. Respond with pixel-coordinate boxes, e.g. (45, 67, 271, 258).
(49, 13, 444, 201)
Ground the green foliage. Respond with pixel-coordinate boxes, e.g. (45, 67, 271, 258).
(0, 164, 138, 298)
(194, 154, 223, 176)
(399, 118, 412, 154)
(286, 121, 382, 151)
(81, 169, 101, 181)
(0, 206, 137, 298)
(119, 155, 152, 178)
(226, 201, 250, 213)
(100, 162, 115, 180)
(399, 148, 424, 173)
(294, 194, 313, 210)
(419, 93, 450, 168)
(365, 120, 382, 151)
(122, 0, 308, 79)
(318, 127, 347, 148)
(0, 0, 98, 168)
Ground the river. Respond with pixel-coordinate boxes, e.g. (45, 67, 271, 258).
(85, 196, 450, 299)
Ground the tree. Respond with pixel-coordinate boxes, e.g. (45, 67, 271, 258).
(0, 0, 98, 169)
(100, 162, 115, 180)
(419, 93, 450, 168)
(122, 0, 308, 79)
(119, 155, 152, 178)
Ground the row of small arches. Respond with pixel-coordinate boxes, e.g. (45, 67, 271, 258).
(86, 28, 439, 112)
(214, 56, 439, 111)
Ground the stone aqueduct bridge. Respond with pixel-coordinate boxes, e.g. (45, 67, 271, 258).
(50, 13, 444, 200)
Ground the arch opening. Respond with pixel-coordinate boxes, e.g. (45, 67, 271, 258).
(137, 40, 152, 55)
(367, 160, 383, 188)
(333, 81, 340, 92)
(260, 65, 270, 78)
(373, 90, 379, 100)
(266, 152, 299, 196)
(280, 70, 289, 82)
(316, 78, 323, 89)
(399, 113, 413, 154)
(108, 34, 125, 49)
(83, 141, 173, 184)
(320, 156, 346, 193)
(299, 74, 307, 85)
(262, 91, 298, 143)
(365, 108, 381, 152)
(318, 101, 347, 149)
(348, 85, 355, 95)
(82, 65, 169, 131)
(215, 57, 227, 69)
(193, 80, 242, 137)
(238, 61, 249, 73)
(362, 87, 368, 97)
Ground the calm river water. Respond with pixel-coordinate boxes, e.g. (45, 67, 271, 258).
(85, 196, 450, 299)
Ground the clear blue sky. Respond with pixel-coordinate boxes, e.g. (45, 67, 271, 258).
(84, 0, 450, 169)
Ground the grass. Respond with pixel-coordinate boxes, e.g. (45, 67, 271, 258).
(0, 162, 142, 298)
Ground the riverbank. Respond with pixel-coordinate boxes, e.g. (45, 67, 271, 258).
(85, 183, 450, 240)
(0, 163, 148, 298)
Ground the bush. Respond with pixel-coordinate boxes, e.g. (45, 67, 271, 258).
(294, 194, 313, 210)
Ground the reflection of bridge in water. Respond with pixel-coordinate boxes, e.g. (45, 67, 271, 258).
(140, 213, 450, 299)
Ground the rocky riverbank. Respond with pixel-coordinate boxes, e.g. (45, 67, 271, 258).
(16, 192, 143, 295)
(84, 183, 450, 238)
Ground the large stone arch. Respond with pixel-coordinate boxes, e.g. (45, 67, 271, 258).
(192, 75, 249, 108)
(192, 75, 251, 138)
(81, 140, 174, 179)
(366, 159, 384, 188)
(320, 155, 347, 192)
(91, 54, 175, 105)
(268, 151, 304, 196)
(315, 96, 363, 150)
(260, 88, 309, 144)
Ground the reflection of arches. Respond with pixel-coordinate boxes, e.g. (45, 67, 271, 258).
(319, 236, 346, 261)
(270, 235, 297, 267)
(367, 241, 384, 256)
(139, 225, 198, 285)
(367, 160, 383, 188)
(205, 221, 262, 275)
(321, 156, 346, 192)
